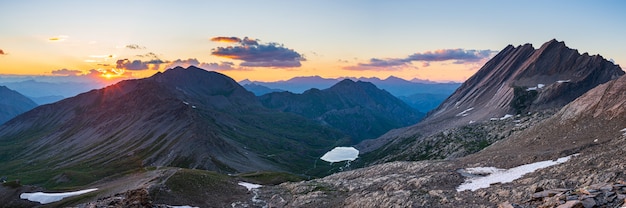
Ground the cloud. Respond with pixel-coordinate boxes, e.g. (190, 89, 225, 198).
(86, 68, 132, 80)
(211, 37, 304, 68)
(116, 59, 166, 70)
(345, 49, 497, 71)
(48, 35, 68, 42)
(0, 49, 5, 55)
(211, 37, 242, 43)
(51, 68, 83, 76)
(136, 52, 159, 59)
(166, 58, 243, 71)
(125, 44, 146, 50)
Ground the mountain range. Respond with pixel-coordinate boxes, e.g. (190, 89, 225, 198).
(259, 79, 424, 143)
(1, 39, 625, 207)
(0, 66, 358, 189)
(241, 75, 461, 113)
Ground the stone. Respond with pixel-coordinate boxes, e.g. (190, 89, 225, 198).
(581, 198, 596, 208)
(533, 190, 564, 198)
(599, 185, 613, 192)
(556, 200, 583, 208)
(498, 201, 515, 208)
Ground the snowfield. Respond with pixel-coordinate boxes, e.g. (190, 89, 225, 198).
(238, 182, 263, 191)
(321, 147, 359, 163)
(457, 154, 578, 191)
(20, 188, 98, 204)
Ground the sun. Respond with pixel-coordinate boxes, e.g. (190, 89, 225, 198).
(102, 73, 114, 79)
(97, 68, 125, 80)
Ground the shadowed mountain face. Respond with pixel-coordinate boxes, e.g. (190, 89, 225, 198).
(259, 79, 424, 143)
(0, 66, 349, 187)
(0, 86, 38, 125)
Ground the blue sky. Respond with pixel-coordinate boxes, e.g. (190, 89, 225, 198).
(1, 0, 624, 82)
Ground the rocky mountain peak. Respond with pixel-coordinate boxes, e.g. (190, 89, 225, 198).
(328, 79, 378, 93)
(150, 66, 258, 107)
(421, 39, 622, 132)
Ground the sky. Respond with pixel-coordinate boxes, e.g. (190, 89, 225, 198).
(1, 0, 625, 83)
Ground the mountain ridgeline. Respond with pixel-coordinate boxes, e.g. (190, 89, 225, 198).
(259, 79, 424, 143)
(0, 66, 353, 188)
(0, 86, 38, 125)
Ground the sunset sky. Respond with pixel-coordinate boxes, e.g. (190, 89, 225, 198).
(1, 0, 624, 83)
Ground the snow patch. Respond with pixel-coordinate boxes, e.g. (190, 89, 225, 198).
(456, 108, 474, 117)
(182, 101, 189, 105)
(557, 80, 571, 83)
(20, 188, 98, 204)
(621, 128, 626, 136)
(500, 114, 513, 120)
(490, 114, 513, 121)
(168, 206, 199, 208)
(526, 84, 545, 91)
(321, 147, 359, 163)
(457, 154, 578, 191)
(238, 182, 262, 191)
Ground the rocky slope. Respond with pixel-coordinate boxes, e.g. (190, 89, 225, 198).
(259, 79, 424, 143)
(256, 57, 626, 208)
(0, 86, 38, 125)
(0, 66, 350, 189)
(358, 39, 623, 153)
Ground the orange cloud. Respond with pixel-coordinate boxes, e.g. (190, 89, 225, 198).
(210, 36, 241, 43)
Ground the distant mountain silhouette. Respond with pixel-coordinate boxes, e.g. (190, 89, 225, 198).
(0, 86, 37, 124)
(0, 80, 102, 103)
(259, 79, 424, 143)
(0, 66, 349, 187)
(240, 76, 460, 96)
(242, 83, 285, 96)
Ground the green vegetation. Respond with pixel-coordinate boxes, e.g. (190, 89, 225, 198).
(2, 180, 21, 188)
(511, 86, 538, 114)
